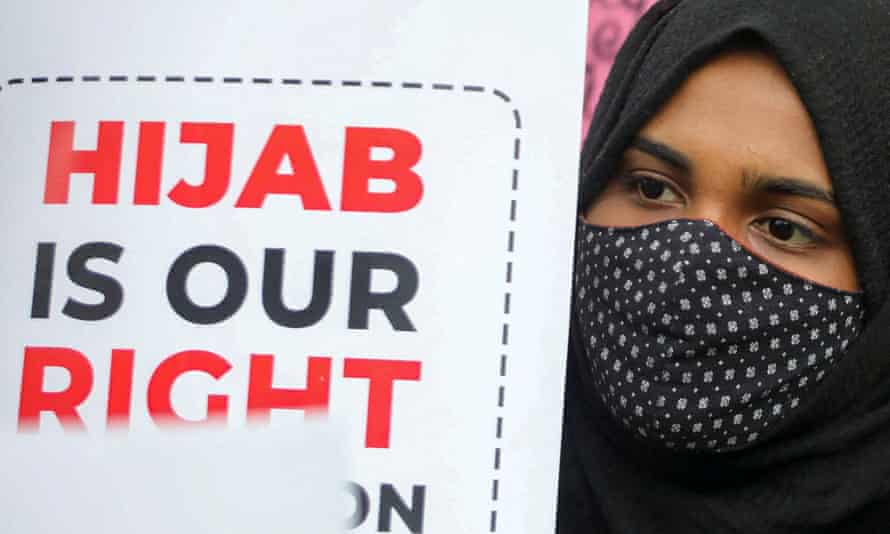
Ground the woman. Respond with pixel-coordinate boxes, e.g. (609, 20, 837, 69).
(559, 1, 890, 532)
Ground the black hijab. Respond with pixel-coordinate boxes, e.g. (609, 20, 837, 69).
(559, 1, 890, 532)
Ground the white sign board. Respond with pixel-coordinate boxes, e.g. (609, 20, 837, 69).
(1, 426, 346, 533)
(0, 1, 587, 532)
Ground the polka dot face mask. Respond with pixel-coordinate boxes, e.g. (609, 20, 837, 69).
(574, 219, 865, 452)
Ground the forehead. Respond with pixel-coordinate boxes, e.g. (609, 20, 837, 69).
(637, 49, 831, 190)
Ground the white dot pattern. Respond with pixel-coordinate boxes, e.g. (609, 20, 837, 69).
(574, 219, 865, 452)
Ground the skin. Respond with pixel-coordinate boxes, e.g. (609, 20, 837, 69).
(584, 49, 860, 292)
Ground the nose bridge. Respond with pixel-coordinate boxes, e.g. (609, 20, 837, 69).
(685, 197, 746, 245)
(666, 219, 719, 291)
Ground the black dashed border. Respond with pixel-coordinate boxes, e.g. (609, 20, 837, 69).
(0, 74, 522, 532)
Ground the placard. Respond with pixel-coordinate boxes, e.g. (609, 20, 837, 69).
(0, 2, 587, 532)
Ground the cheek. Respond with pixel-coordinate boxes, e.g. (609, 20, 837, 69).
(794, 251, 860, 293)
(583, 195, 625, 225)
(747, 241, 861, 293)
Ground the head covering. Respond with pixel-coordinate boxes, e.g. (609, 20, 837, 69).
(559, 1, 890, 532)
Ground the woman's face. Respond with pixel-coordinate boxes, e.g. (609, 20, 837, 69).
(585, 49, 859, 292)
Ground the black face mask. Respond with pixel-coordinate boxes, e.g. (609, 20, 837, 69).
(574, 218, 865, 452)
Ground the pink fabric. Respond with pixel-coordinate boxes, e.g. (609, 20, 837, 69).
(582, 0, 658, 136)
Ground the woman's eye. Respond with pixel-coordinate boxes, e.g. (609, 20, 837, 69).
(635, 176, 681, 203)
(755, 217, 817, 246)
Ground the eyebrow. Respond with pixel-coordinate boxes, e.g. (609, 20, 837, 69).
(631, 136, 692, 171)
(743, 172, 836, 205)
(632, 136, 836, 206)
